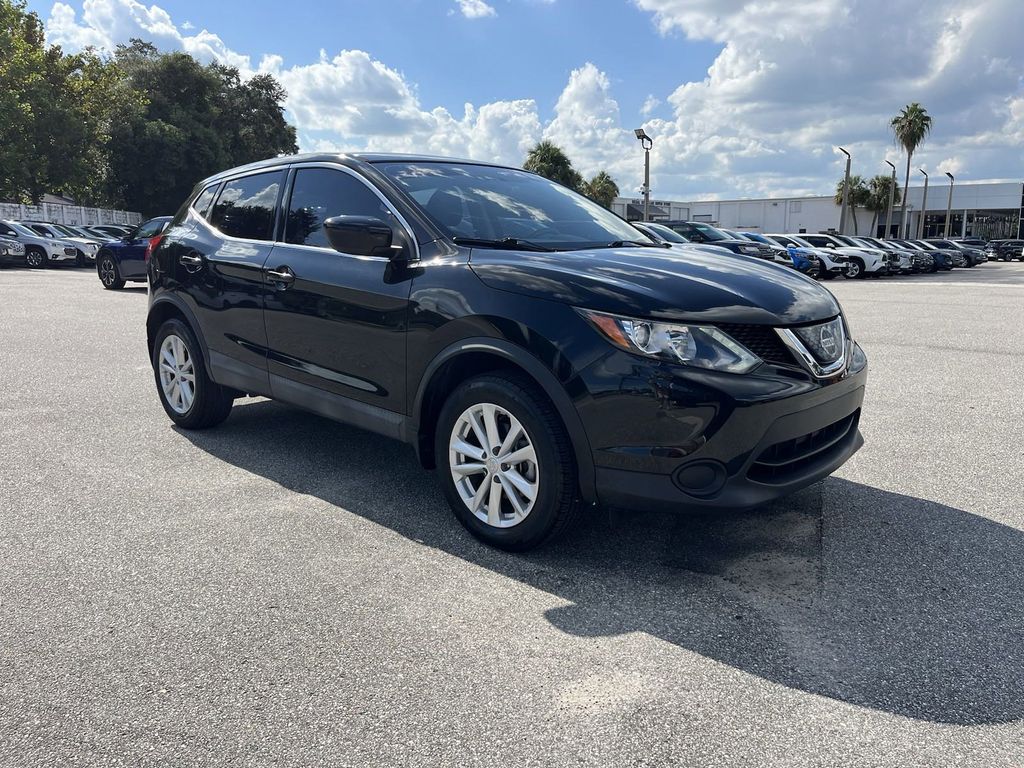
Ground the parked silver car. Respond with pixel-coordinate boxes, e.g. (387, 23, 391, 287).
(20, 221, 102, 266)
(0, 235, 27, 266)
(0, 220, 78, 268)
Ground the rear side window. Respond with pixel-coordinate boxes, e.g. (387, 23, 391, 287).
(210, 171, 283, 241)
(192, 184, 219, 219)
(285, 168, 394, 249)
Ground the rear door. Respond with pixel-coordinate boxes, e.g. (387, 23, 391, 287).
(171, 170, 284, 393)
(262, 164, 414, 420)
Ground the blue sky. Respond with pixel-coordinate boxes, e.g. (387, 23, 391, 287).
(31, 0, 1024, 200)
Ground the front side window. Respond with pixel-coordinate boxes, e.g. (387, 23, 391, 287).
(285, 168, 394, 249)
(802, 235, 830, 247)
(209, 171, 283, 241)
(377, 162, 652, 251)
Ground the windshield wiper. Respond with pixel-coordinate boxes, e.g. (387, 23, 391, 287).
(594, 240, 670, 249)
(452, 236, 555, 252)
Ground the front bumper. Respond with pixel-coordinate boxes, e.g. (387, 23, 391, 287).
(48, 248, 79, 263)
(577, 346, 868, 512)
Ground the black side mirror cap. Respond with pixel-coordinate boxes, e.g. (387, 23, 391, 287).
(324, 215, 404, 259)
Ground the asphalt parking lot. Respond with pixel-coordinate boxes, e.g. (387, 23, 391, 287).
(1, 264, 1023, 767)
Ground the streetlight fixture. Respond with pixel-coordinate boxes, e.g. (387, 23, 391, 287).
(884, 160, 897, 239)
(944, 172, 955, 238)
(634, 128, 653, 221)
(837, 147, 852, 234)
(917, 168, 929, 239)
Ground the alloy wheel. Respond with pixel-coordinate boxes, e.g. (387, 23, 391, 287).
(448, 402, 539, 528)
(26, 250, 43, 268)
(99, 258, 117, 287)
(158, 334, 196, 414)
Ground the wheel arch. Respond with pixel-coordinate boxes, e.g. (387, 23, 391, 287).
(411, 338, 596, 504)
(146, 296, 210, 372)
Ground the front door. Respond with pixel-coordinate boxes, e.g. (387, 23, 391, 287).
(262, 165, 414, 419)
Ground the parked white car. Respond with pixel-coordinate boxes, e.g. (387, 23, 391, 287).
(20, 221, 102, 266)
(765, 234, 851, 279)
(633, 222, 738, 257)
(795, 233, 895, 279)
(0, 220, 79, 268)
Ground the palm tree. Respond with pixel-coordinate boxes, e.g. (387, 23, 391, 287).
(865, 174, 901, 236)
(583, 171, 619, 209)
(891, 103, 933, 238)
(523, 141, 583, 192)
(834, 175, 870, 233)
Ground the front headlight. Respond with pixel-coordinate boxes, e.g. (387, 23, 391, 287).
(578, 309, 761, 374)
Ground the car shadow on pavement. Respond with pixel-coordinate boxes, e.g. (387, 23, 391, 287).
(180, 398, 1023, 727)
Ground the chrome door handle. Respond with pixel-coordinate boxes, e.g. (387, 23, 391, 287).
(179, 253, 203, 266)
(266, 266, 295, 287)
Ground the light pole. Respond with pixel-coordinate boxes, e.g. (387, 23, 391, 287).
(837, 147, 851, 234)
(884, 160, 897, 239)
(943, 172, 955, 237)
(634, 129, 653, 221)
(917, 168, 929, 239)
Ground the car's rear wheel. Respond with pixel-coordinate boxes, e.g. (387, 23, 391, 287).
(97, 254, 125, 290)
(152, 319, 233, 429)
(25, 247, 46, 269)
(844, 258, 865, 279)
(435, 373, 581, 551)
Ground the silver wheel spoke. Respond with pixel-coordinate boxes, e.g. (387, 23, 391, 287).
(482, 404, 501, 452)
(487, 480, 503, 526)
(468, 411, 489, 453)
(502, 445, 536, 466)
(452, 439, 486, 462)
(498, 420, 523, 456)
(503, 469, 536, 501)
(469, 478, 489, 513)
(452, 462, 486, 476)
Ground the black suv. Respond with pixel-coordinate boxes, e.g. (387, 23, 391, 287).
(660, 221, 777, 260)
(147, 154, 867, 550)
(985, 239, 1024, 261)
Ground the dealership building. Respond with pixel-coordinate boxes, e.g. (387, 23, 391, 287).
(613, 180, 1023, 240)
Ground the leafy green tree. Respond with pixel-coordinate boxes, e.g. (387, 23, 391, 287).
(523, 141, 583, 191)
(0, 0, 133, 204)
(106, 40, 297, 215)
(891, 103, 933, 237)
(865, 174, 901, 236)
(834, 174, 870, 233)
(582, 170, 619, 209)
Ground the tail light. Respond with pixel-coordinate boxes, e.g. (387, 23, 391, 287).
(145, 234, 165, 262)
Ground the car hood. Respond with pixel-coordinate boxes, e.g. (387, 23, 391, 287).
(469, 247, 840, 325)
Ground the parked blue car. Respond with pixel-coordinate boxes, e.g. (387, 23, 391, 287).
(95, 216, 171, 289)
(784, 244, 822, 278)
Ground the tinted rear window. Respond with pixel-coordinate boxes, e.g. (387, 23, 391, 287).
(210, 172, 283, 241)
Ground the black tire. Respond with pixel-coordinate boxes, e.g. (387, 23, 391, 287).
(97, 253, 125, 290)
(434, 373, 582, 551)
(844, 258, 866, 279)
(819, 270, 835, 281)
(152, 319, 233, 429)
(25, 247, 47, 269)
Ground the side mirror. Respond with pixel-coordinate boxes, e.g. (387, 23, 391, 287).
(324, 215, 403, 259)
(827, 243, 836, 248)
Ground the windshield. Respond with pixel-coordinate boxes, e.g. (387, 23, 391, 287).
(52, 224, 80, 237)
(741, 232, 772, 244)
(686, 222, 732, 242)
(377, 162, 653, 251)
(644, 223, 689, 243)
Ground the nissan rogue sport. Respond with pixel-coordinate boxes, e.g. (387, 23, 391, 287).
(147, 153, 868, 551)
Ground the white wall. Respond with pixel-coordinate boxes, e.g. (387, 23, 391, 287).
(0, 201, 142, 227)
(613, 181, 1022, 236)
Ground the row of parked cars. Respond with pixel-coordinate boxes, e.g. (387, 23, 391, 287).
(0, 217, 173, 288)
(632, 220, 1008, 279)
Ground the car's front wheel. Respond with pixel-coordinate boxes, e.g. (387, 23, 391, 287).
(97, 254, 125, 290)
(844, 258, 865, 279)
(25, 247, 46, 269)
(435, 373, 581, 551)
(152, 319, 233, 429)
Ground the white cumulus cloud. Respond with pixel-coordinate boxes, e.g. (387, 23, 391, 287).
(43, 0, 1024, 200)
